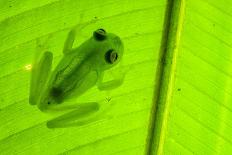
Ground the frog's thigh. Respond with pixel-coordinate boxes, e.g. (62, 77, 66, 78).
(46, 102, 101, 128)
(29, 52, 53, 105)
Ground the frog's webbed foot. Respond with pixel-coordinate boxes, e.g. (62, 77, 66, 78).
(63, 19, 97, 54)
(29, 49, 53, 105)
(46, 102, 109, 128)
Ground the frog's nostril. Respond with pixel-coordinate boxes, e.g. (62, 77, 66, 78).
(47, 101, 51, 105)
(93, 28, 106, 41)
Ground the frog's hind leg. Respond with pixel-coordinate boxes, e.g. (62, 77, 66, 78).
(29, 51, 53, 105)
(46, 102, 109, 128)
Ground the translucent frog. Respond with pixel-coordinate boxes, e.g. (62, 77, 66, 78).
(29, 24, 125, 128)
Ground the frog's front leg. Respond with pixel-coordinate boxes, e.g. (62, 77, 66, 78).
(63, 20, 97, 54)
(96, 71, 127, 91)
(29, 51, 53, 105)
(46, 102, 105, 128)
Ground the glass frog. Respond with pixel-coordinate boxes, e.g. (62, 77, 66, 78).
(29, 24, 125, 128)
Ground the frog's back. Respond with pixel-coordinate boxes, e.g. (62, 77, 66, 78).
(48, 38, 98, 101)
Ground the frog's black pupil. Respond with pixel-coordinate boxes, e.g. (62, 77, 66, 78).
(105, 49, 118, 64)
(93, 28, 106, 41)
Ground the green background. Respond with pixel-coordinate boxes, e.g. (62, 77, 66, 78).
(0, 0, 232, 154)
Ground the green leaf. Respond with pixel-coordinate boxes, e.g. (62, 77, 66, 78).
(0, 0, 165, 154)
(147, 0, 232, 154)
(1, 0, 232, 154)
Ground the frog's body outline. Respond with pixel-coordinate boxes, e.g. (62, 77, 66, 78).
(29, 24, 125, 128)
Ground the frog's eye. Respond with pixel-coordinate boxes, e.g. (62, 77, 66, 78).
(93, 28, 106, 41)
(105, 49, 118, 64)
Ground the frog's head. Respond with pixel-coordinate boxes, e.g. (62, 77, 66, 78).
(91, 28, 124, 71)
